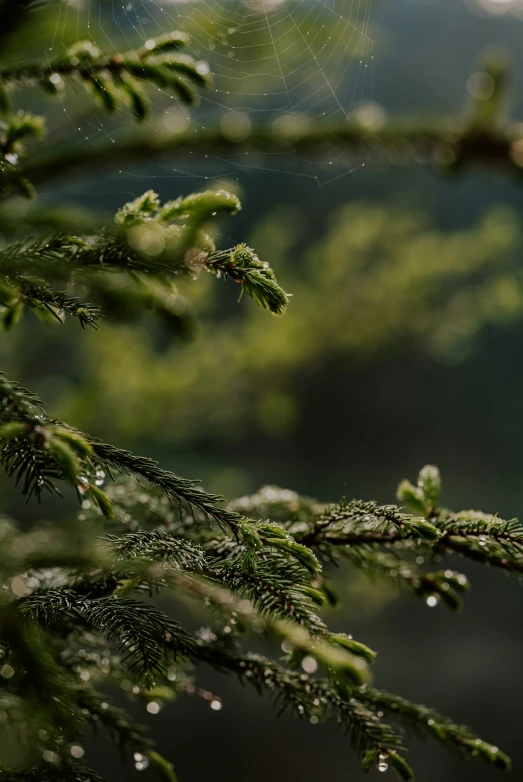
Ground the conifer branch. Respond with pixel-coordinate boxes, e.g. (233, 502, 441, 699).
(107, 530, 206, 572)
(231, 467, 523, 607)
(0, 766, 108, 782)
(0, 191, 289, 325)
(0, 461, 519, 780)
(360, 687, 510, 770)
(0, 275, 101, 330)
(0, 604, 78, 729)
(20, 55, 518, 186)
(21, 590, 194, 683)
(22, 115, 523, 184)
(0, 374, 315, 580)
(195, 644, 408, 777)
(0, 35, 210, 120)
(74, 686, 152, 758)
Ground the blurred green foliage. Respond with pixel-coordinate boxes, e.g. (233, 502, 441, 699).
(2, 199, 521, 449)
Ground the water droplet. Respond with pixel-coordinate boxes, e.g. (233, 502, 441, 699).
(10, 576, 29, 597)
(210, 699, 222, 711)
(77, 475, 89, 495)
(378, 754, 389, 772)
(70, 743, 85, 758)
(147, 701, 160, 714)
(426, 595, 439, 608)
(301, 656, 318, 674)
(134, 753, 149, 771)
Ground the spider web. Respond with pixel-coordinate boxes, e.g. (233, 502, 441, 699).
(44, 0, 376, 196)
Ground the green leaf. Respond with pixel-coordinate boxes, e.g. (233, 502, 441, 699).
(139, 32, 190, 57)
(86, 73, 120, 113)
(89, 483, 115, 519)
(48, 437, 82, 484)
(417, 464, 441, 509)
(396, 479, 426, 514)
(361, 748, 379, 773)
(0, 421, 26, 442)
(329, 634, 377, 664)
(119, 75, 149, 122)
(387, 752, 415, 781)
(147, 751, 180, 782)
(53, 428, 93, 458)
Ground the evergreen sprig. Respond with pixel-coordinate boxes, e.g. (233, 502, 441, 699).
(360, 687, 510, 770)
(0, 353, 517, 780)
(0, 35, 210, 120)
(1, 456, 518, 778)
(20, 53, 517, 187)
(0, 189, 289, 331)
(0, 766, 108, 782)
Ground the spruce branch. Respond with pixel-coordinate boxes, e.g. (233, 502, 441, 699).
(0, 373, 315, 580)
(73, 686, 153, 760)
(107, 530, 206, 572)
(0, 766, 108, 782)
(160, 570, 370, 685)
(0, 35, 210, 120)
(360, 687, 510, 770)
(0, 191, 289, 323)
(208, 553, 327, 635)
(0, 112, 45, 157)
(195, 643, 408, 778)
(435, 510, 523, 573)
(19, 54, 517, 188)
(207, 244, 290, 315)
(21, 590, 194, 683)
(0, 461, 518, 779)
(0, 275, 101, 330)
(231, 467, 523, 610)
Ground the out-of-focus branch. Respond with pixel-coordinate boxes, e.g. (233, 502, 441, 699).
(20, 54, 523, 186)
